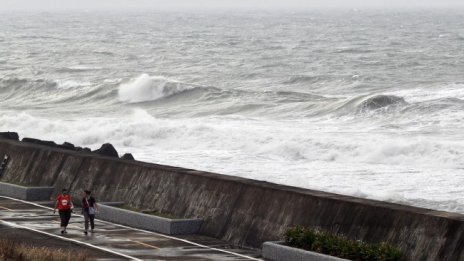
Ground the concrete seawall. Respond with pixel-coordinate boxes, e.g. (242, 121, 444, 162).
(0, 139, 463, 260)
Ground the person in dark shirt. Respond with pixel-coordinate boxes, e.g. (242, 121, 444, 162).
(81, 190, 98, 235)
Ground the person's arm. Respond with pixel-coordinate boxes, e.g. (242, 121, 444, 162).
(81, 198, 83, 214)
(53, 196, 59, 213)
(70, 196, 74, 212)
(90, 197, 98, 213)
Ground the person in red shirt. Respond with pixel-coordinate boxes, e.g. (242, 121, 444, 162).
(53, 188, 73, 234)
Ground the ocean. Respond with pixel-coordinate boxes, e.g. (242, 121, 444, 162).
(1, 9, 464, 213)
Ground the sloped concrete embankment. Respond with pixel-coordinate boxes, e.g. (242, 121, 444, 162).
(0, 139, 464, 261)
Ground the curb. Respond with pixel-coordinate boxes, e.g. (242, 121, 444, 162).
(96, 204, 203, 235)
(262, 241, 349, 261)
(0, 182, 54, 201)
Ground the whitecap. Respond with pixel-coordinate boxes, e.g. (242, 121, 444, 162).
(56, 79, 93, 89)
(386, 83, 464, 103)
(118, 74, 196, 103)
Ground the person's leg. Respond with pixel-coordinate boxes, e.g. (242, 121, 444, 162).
(89, 214, 95, 231)
(84, 211, 89, 234)
(59, 211, 66, 233)
(63, 210, 71, 232)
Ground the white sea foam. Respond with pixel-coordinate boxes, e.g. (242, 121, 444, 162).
(1, 110, 463, 169)
(56, 79, 93, 89)
(65, 65, 102, 71)
(1, 107, 464, 213)
(387, 83, 464, 103)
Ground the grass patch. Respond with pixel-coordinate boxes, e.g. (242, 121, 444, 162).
(0, 239, 92, 261)
(119, 205, 181, 219)
(285, 226, 405, 261)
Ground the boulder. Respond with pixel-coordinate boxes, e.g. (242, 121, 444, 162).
(93, 143, 118, 158)
(75, 147, 91, 153)
(22, 137, 57, 147)
(57, 141, 75, 150)
(0, 132, 19, 141)
(121, 153, 135, 160)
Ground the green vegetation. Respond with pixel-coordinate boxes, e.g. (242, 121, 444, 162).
(119, 205, 181, 219)
(0, 239, 92, 261)
(284, 226, 405, 261)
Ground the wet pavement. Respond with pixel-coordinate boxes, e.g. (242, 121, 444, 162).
(0, 223, 123, 260)
(0, 196, 262, 261)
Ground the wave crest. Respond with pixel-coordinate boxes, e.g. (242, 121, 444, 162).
(0, 77, 57, 90)
(118, 74, 196, 103)
(330, 94, 407, 117)
(359, 95, 406, 110)
(0, 76, 92, 90)
(57, 66, 102, 73)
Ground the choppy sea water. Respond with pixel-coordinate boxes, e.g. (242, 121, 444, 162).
(1, 10, 464, 213)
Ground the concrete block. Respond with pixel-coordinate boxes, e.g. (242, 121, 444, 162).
(97, 204, 202, 235)
(0, 182, 54, 201)
(262, 241, 349, 261)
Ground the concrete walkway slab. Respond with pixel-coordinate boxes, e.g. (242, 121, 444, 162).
(0, 196, 262, 261)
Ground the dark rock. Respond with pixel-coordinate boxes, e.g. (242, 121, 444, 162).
(57, 142, 75, 150)
(93, 143, 118, 158)
(22, 137, 57, 147)
(0, 132, 19, 141)
(75, 147, 91, 153)
(121, 153, 135, 160)
(62, 142, 75, 149)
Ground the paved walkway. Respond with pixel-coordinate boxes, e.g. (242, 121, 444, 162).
(0, 196, 262, 261)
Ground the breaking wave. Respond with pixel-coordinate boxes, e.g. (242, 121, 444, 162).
(330, 94, 407, 116)
(118, 74, 199, 103)
(358, 95, 406, 111)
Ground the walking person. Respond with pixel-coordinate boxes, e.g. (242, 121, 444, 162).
(81, 190, 98, 235)
(53, 188, 73, 234)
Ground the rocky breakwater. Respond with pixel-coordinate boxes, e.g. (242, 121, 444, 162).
(0, 131, 464, 260)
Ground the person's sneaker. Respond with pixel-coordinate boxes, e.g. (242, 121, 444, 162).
(90, 229, 94, 233)
(84, 231, 88, 235)
(61, 230, 65, 234)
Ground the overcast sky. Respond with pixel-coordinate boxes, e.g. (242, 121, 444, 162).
(1, 0, 464, 11)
